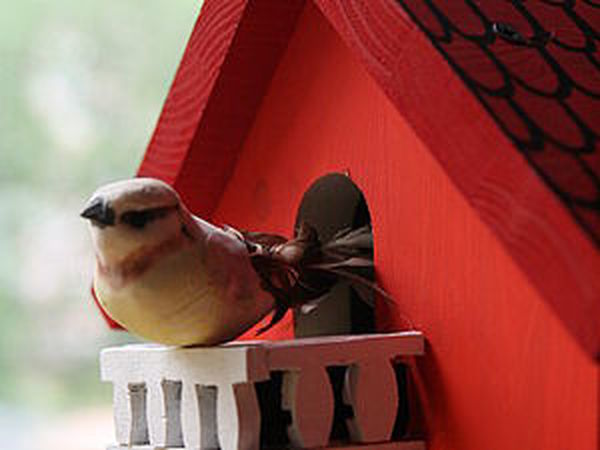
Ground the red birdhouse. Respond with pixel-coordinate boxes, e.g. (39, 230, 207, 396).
(128, 1, 599, 449)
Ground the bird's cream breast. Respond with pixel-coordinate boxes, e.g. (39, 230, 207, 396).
(94, 242, 273, 346)
(96, 244, 220, 344)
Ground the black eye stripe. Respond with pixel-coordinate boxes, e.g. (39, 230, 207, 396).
(119, 206, 175, 228)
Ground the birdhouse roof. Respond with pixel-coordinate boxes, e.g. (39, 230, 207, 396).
(138, 0, 600, 360)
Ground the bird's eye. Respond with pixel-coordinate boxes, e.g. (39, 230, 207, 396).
(120, 211, 150, 229)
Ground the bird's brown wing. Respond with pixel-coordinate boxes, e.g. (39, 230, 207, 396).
(230, 223, 387, 334)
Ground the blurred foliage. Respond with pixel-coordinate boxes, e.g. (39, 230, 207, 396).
(0, 0, 199, 414)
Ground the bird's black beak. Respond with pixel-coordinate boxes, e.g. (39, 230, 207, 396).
(80, 197, 116, 226)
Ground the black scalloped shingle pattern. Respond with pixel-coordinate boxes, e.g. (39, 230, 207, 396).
(397, 0, 600, 247)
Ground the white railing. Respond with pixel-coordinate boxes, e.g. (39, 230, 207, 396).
(101, 331, 425, 450)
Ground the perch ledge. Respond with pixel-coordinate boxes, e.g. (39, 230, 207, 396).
(101, 331, 425, 450)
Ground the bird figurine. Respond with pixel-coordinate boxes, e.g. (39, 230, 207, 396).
(81, 177, 382, 346)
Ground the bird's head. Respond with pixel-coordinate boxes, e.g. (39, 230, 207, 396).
(81, 178, 189, 266)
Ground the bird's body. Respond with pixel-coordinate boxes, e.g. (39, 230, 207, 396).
(83, 179, 273, 346)
(82, 178, 379, 346)
(93, 216, 274, 345)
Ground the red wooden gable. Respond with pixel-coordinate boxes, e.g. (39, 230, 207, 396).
(138, 0, 600, 360)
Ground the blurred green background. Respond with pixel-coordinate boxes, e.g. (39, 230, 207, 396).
(0, 1, 199, 448)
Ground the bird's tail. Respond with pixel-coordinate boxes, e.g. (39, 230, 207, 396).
(237, 223, 391, 333)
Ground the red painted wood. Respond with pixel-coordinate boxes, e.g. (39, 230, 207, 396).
(212, 4, 599, 448)
(311, 0, 600, 359)
(138, 0, 305, 216)
(137, 0, 600, 359)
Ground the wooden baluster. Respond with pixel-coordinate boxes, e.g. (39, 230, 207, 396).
(217, 382, 262, 450)
(147, 379, 164, 445)
(181, 382, 201, 449)
(343, 359, 398, 443)
(147, 379, 184, 447)
(110, 381, 131, 445)
(281, 366, 334, 448)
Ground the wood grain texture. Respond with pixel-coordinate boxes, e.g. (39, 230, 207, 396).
(138, 0, 305, 216)
(212, 3, 599, 448)
(136, 0, 600, 359)
(312, 0, 600, 360)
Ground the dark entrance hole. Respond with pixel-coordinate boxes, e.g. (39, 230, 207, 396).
(293, 173, 375, 337)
